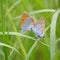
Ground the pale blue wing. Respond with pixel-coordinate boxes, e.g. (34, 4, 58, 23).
(32, 18, 45, 38)
(22, 17, 34, 32)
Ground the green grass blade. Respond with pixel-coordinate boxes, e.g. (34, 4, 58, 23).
(50, 9, 60, 60)
(6, 6, 26, 57)
(0, 50, 4, 56)
(25, 39, 40, 60)
(0, 42, 21, 56)
(1, 0, 7, 60)
(6, 0, 21, 16)
(0, 32, 36, 41)
(30, 9, 56, 14)
(13, 9, 56, 20)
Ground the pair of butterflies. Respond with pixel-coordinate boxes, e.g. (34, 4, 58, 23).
(20, 12, 45, 38)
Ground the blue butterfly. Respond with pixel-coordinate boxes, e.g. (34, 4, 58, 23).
(20, 12, 45, 38)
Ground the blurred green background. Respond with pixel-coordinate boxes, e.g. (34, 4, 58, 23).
(0, 0, 60, 60)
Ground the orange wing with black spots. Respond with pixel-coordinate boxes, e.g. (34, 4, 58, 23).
(20, 12, 35, 32)
(20, 12, 29, 29)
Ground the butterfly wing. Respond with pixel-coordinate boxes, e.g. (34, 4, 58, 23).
(20, 12, 35, 32)
(32, 18, 45, 38)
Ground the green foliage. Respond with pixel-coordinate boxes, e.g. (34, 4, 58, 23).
(0, 0, 60, 60)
